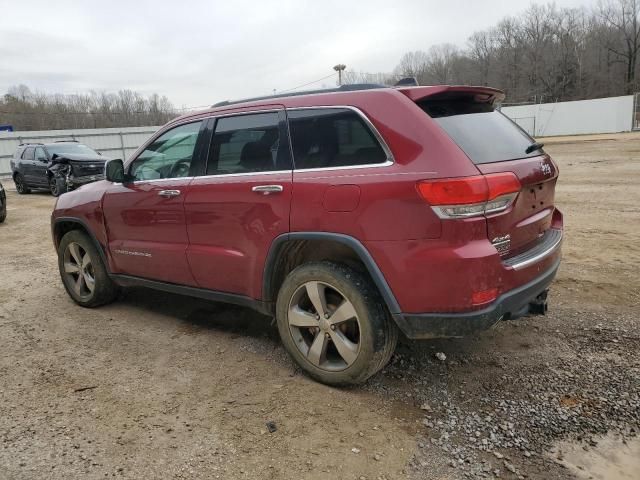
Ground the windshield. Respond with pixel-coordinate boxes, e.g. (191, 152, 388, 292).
(45, 143, 99, 157)
(419, 98, 542, 164)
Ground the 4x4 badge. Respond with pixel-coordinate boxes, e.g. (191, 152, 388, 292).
(541, 161, 552, 176)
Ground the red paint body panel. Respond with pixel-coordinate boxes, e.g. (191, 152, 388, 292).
(52, 84, 563, 324)
(102, 178, 197, 285)
(185, 172, 292, 299)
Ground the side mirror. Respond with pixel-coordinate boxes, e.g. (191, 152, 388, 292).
(105, 159, 125, 183)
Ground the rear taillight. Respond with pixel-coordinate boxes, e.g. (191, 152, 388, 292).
(417, 173, 521, 219)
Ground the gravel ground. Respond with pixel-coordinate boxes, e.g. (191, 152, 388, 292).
(0, 132, 638, 479)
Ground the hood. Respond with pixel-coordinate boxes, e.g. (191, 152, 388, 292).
(53, 153, 107, 162)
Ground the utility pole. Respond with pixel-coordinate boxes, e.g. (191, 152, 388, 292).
(333, 64, 346, 86)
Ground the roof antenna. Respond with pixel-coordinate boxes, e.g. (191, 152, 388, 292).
(394, 77, 419, 87)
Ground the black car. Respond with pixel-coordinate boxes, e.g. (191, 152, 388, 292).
(0, 180, 6, 223)
(10, 141, 108, 196)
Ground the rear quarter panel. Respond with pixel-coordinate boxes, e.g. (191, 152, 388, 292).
(288, 90, 480, 241)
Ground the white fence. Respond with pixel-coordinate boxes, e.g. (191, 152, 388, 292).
(0, 126, 159, 175)
(501, 95, 635, 137)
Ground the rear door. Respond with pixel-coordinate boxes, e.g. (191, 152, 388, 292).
(184, 109, 293, 298)
(102, 120, 206, 285)
(418, 95, 559, 256)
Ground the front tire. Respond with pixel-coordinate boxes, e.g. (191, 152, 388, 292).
(14, 174, 30, 194)
(276, 262, 398, 386)
(49, 176, 67, 197)
(58, 230, 119, 307)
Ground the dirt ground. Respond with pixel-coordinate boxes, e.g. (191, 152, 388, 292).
(0, 132, 638, 480)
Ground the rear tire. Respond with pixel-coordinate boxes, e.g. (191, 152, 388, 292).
(14, 174, 30, 194)
(58, 230, 119, 307)
(276, 262, 398, 386)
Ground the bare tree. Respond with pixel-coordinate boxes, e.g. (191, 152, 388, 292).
(599, 0, 640, 93)
(392, 1, 640, 103)
(0, 87, 177, 131)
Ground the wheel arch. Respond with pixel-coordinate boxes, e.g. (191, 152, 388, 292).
(262, 233, 401, 314)
(52, 217, 110, 272)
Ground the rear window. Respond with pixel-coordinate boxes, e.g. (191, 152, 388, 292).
(419, 98, 542, 164)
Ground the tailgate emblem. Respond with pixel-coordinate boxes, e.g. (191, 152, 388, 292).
(540, 161, 552, 176)
(492, 234, 511, 255)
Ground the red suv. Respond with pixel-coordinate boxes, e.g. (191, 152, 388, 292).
(51, 84, 563, 385)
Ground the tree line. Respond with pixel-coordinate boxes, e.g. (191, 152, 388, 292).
(346, 0, 640, 104)
(0, 85, 176, 131)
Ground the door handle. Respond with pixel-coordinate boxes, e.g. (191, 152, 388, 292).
(251, 185, 283, 195)
(158, 189, 181, 198)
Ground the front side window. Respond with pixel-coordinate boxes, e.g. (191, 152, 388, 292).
(287, 108, 388, 169)
(206, 112, 283, 175)
(130, 121, 203, 181)
(35, 147, 47, 161)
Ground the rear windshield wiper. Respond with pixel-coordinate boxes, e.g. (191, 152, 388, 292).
(525, 142, 545, 154)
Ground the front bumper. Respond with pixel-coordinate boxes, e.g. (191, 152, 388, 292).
(392, 258, 560, 339)
(68, 174, 104, 187)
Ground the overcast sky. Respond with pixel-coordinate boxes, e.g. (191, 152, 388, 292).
(1, 0, 593, 109)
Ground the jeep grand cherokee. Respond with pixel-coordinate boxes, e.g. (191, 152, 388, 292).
(51, 84, 562, 385)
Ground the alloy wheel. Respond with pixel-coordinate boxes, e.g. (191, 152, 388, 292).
(49, 178, 59, 196)
(287, 281, 361, 371)
(15, 176, 25, 193)
(63, 242, 95, 300)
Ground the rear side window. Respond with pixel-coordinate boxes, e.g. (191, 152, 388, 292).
(419, 98, 541, 164)
(287, 108, 388, 169)
(22, 147, 35, 160)
(206, 112, 286, 175)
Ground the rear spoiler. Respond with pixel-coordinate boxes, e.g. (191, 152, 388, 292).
(396, 85, 505, 105)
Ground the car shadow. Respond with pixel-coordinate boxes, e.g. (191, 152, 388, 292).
(116, 286, 278, 341)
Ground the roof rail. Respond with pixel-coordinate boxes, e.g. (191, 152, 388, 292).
(212, 83, 387, 108)
(18, 142, 44, 146)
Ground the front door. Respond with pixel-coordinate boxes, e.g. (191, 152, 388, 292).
(184, 109, 293, 299)
(20, 147, 36, 184)
(102, 120, 206, 285)
(33, 147, 49, 186)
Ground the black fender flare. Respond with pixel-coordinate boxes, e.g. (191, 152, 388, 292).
(52, 216, 110, 273)
(262, 232, 401, 314)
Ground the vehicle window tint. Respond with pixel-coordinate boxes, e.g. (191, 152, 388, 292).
(22, 147, 35, 160)
(287, 109, 387, 169)
(419, 98, 541, 164)
(130, 121, 203, 181)
(206, 112, 283, 175)
(35, 147, 47, 161)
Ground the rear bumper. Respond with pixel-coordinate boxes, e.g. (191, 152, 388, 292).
(392, 258, 560, 339)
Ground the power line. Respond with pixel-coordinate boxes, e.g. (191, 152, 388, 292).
(277, 73, 338, 94)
